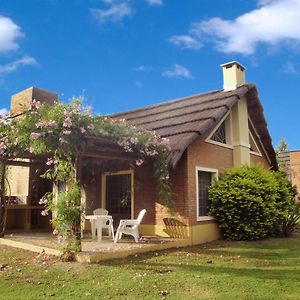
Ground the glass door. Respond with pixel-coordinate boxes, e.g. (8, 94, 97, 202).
(105, 173, 132, 227)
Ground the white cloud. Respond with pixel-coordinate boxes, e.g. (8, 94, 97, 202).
(162, 64, 192, 79)
(0, 55, 38, 75)
(169, 35, 202, 50)
(0, 16, 23, 54)
(135, 65, 153, 72)
(146, 0, 163, 6)
(171, 0, 300, 55)
(91, 1, 134, 22)
(282, 61, 298, 74)
(0, 108, 8, 115)
(133, 80, 143, 88)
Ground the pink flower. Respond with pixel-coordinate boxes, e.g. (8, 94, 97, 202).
(63, 109, 72, 117)
(136, 159, 144, 166)
(80, 127, 86, 133)
(38, 198, 47, 205)
(30, 132, 41, 140)
(31, 99, 41, 109)
(46, 158, 54, 166)
(36, 120, 56, 128)
(161, 138, 170, 145)
(0, 141, 6, 155)
(63, 117, 72, 128)
(62, 130, 71, 135)
(146, 150, 158, 157)
(52, 229, 59, 236)
(130, 137, 138, 145)
(41, 210, 48, 216)
(58, 235, 67, 244)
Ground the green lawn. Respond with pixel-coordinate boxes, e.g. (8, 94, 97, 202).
(1, 231, 300, 300)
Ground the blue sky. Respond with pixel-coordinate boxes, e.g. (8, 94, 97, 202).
(0, 0, 300, 149)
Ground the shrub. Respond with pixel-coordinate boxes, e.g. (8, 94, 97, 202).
(208, 165, 295, 240)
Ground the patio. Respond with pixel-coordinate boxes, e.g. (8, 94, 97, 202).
(0, 231, 190, 263)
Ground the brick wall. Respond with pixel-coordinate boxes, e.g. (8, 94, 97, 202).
(11, 86, 58, 115)
(290, 151, 300, 199)
(187, 140, 234, 225)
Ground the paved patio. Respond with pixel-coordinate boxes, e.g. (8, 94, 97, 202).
(0, 231, 190, 263)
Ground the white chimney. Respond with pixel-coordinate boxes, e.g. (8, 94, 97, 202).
(220, 61, 246, 91)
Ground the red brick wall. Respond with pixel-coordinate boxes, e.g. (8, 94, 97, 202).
(187, 140, 234, 225)
(134, 153, 189, 226)
(290, 151, 300, 198)
(250, 154, 270, 168)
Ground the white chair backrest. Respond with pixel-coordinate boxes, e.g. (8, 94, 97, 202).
(93, 208, 108, 216)
(136, 209, 146, 224)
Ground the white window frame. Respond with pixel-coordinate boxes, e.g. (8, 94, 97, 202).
(196, 166, 218, 221)
(205, 111, 233, 149)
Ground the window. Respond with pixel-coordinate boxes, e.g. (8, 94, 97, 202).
(196, 167, 218, 221)
(211, 121, 226, 144)
(207, 113, 232, 148)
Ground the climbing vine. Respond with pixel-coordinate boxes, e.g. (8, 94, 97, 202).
(0, 99, 171, 256)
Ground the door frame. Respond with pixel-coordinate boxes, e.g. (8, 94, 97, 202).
(101, 169, 134, 219)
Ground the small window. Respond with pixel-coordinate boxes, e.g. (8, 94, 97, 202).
(211, 121, 226, 144)
(198, 171, 212, 216)
(196, 168, 218, 220)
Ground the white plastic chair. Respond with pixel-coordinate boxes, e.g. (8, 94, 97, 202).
(114, 209, 146, 243)
(91, 208, 114, 240)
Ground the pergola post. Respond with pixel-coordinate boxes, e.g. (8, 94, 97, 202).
(0, 160, 7, 236)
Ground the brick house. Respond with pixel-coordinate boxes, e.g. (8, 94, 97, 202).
(6, 61, 277, 245)
(278, 150, 300, 201)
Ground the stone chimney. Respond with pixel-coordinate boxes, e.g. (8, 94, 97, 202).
(220, 61, 246, 91)
(11, 86, 58, 116)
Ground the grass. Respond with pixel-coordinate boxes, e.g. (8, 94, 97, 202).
(0, 231, 300, 300)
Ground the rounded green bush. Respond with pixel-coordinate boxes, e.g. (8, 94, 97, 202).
(208, 165, 293, 240)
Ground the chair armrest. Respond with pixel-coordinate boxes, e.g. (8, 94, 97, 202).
(119, 219, 138, 226)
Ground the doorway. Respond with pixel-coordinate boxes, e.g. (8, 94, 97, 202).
(102, 171, 133, 227)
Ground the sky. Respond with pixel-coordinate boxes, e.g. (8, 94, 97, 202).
(0, 0, 300, 149)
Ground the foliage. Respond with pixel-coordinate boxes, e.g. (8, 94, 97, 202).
(208, 165, 296, 240)
(0, 99, 171, 253)
(276, 138, 288, 153)
(275, 137, 289, 172)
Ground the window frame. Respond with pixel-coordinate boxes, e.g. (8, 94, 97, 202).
(195, 166, 218, 221)
(206, 111, 233, 149)
(101, 169, 134, 219)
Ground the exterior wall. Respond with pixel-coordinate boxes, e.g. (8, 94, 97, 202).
(135, 152, 189, 227)
(250, 154, 270, 168)
(5, 165, 30, 203)
(231, 96, 250, 166)
(187, 140, 233, 225)
(11, 87, 57, 116)
(290, 151, 300, 200)
(249, 123, 271, 168)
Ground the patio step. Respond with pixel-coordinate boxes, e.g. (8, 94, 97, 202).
(0, 237, 61, 256)
(76, 239, 190, 263)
